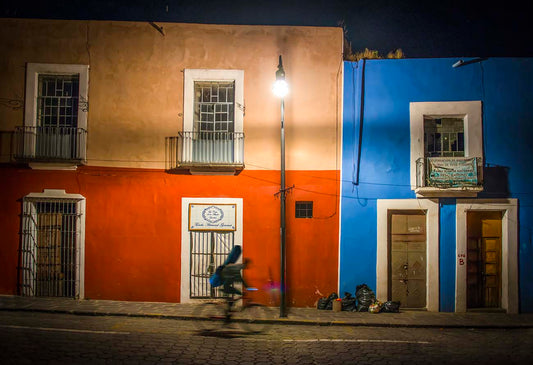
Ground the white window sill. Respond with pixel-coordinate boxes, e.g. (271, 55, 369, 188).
(415, 186, 483, 198)
(29, 162, 80, 171)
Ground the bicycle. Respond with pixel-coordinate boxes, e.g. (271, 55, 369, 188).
(193, 286, 273, 334)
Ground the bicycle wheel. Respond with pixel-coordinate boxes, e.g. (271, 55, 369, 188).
(237, 303, 273, 333)
(193, 301, 227, 332)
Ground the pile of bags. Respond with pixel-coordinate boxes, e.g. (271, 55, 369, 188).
(316, 284, 400, 313)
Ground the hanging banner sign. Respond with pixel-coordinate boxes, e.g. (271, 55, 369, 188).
(189, 203, 236, 231)
(427, 157, 478, 187)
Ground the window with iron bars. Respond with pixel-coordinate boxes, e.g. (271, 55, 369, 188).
(37, 74, 80, 128)
(20, 195, 84, 298)
(189, 231, 235, 299)
(424, 117, 465, 157)
(19, 63, 89, 164)
(295, 201, 313, 218)
(194, 81, 235, 134)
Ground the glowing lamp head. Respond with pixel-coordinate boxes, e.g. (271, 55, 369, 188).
(273, 79, 289, 98)
(273, 55, 289, 98)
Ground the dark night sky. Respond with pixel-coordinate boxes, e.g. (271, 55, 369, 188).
(1, 0, 531, 58)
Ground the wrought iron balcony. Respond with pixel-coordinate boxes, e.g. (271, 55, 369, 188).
(14, 126, 87, 164)
(416, 156, 483, 196)
(165, 131, 244, 174)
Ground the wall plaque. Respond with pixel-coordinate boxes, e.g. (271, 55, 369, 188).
(189, 203, 236, 231)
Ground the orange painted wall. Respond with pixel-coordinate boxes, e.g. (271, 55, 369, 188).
(0, 166, 338, 307)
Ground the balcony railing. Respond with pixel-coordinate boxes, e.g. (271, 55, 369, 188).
(14, 126, 87, 163)
(416, 156, 483, 189)
(166, 131, 244, 173)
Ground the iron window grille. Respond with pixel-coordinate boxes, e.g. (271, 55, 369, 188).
(37, 74, 80, 128)
(19, 197, 83, 298)
(295, 201, 313, 218)
(194, 81, 235, 135)
(18, 64, 89, 164)
(189, 231, 235, 299)
(424, 117, 465, 158)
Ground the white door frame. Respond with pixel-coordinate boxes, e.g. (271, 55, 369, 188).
(455, 199, 518, 313)
(377, 199, 440, 312)
(180, 197, 243, 303)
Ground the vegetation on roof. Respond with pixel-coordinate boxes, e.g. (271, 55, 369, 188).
(344, 41, 405, 61)
(339, 21, 405, 61)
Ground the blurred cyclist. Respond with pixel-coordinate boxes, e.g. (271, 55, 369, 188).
(221, 258, 249, 295)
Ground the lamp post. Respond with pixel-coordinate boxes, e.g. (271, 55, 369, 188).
(273, 55, 289, 318)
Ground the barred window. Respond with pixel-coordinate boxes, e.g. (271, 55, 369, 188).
(20, 190, 85, 298)
(424, 117, 464, 158)
(194, 81, 235, 133)
(295, 201, 313, 218)
(22, 63, 89, 164)
(37, 74, 80, 128)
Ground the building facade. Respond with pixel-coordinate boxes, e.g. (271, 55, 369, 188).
(340, 58, 533, 313)
(0, 19, 343, 307)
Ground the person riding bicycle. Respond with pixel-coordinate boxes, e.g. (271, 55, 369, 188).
(209, 245, 248, 296)
(221, 259, 249, 295)
(200, 245, 269, 334)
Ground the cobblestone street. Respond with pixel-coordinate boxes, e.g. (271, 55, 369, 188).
(1, 311, 532, 364)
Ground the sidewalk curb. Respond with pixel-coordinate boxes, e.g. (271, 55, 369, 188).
(2, 307, 532, 329)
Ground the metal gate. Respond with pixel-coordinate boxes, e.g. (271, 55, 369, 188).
(19, 198, 82, 298)
(190, 231, 234, 299)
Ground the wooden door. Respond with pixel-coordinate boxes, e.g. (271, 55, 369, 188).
(390, 212, 427, 308)
(467, 211, 502, 308)
(36, 213, 63, 296)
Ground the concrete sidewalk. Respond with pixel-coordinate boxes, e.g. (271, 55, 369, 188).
(1, 295, 532, 329)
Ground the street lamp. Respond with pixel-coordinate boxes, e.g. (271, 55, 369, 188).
(273, 55, 288, 318)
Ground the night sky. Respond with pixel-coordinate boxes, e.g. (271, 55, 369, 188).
(1, 0, 531, 58)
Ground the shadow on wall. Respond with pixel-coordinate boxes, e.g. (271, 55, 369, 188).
(0, 131, 15, 164)
(479, 165, 510, 198)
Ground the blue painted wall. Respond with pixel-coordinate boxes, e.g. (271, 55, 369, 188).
(340, 58, 533, 312)
(439, 200, 456, 312)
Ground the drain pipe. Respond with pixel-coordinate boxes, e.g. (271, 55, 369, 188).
(353, 58, 366, 186)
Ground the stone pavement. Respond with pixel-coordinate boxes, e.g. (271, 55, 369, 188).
(1, 295, 532, 329)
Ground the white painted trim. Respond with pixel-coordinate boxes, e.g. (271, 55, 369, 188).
(23, 189, 86, 299)
(28, 163, 79, 170)
(337, 61, 344, 295)
(455, 199, 518, 313)
(183, 69, 244, 134)
(24, 63, 89, 169)
(180, 197, 243, 303)
(25, 189, 85, 200)
(377, 199, 440, 311)
(77, 198, 86, 300)
(409, 101, 482, 190)
(25, 63, 89, 131)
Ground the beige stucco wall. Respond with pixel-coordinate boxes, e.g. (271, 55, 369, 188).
(0, 19, 343, 170)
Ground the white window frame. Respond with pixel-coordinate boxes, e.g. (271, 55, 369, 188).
(410, 101, 483, 196)
(24, 63, 89, 168)
(455, 199, 518, 313)
(21, 189, 86, 299)
(376, 199, 440, 312)
(183, 69, 244, 134)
